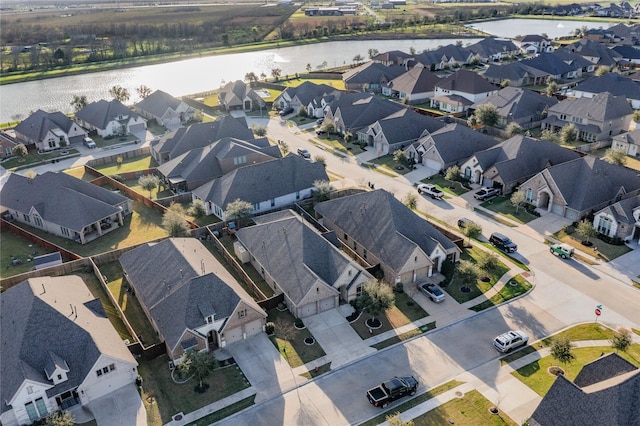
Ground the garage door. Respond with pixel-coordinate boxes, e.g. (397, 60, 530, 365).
(300, 303, 317, 318)
(244, 319, 263, 337)
(424, 158, 441, 171)
(129, 123, 146, 135)
(223, 327, 243, 345)
(319, 297, 335, 312)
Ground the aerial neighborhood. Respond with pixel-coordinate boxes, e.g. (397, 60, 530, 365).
(2, 10, 640, 426)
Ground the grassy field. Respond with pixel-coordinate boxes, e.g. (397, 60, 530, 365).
(444, 248, 510, 304)
(139, 354, 251, 426)
(267, 308, 326, 368)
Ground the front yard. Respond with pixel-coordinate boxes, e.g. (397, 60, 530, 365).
(267, 308, 326, 369)
(480, 196, 539, 225)
(370, 154, 414, 176)
(420, 174, 470, 197)
(552, 224, 631, 261)
(443, 248, 510, 304)
(2, 147, 80, 171)
(469, 274, 533, 312)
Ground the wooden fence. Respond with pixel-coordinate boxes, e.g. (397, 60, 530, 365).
(0, 218, 82, 262)
(86, 146, 151, 168)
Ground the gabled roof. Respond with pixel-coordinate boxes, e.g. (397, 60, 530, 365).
(236, 211, 347, 304)
(519, 34, 549, 43)
(14, 109, 79, 142)
(334, 96, 407, 131)
(372, 50, 412, 63)
(574, 352, 639, 388)
(466, 38, 518, 58)
(435, 69, 497, 94)
(75, 99, 140, 129)
(386, 67, 441, 94)
(536, 156, 640, 213)
(484, 61, 550, 82)
(0, 172, 129, 233)
(472, 86, 558, 121)
(315, 190, 458, 273)
(135, 90, 184, 117)
(432, 44, 473, 62)
(342, 62, 406, 85)
(521, 52, 577, 76)
(219, 80, 260, 106)
(595, 194, 640, 225)
(409, 50, 442, 68)
(573, 72, 640, 100)
(152, 115, 253, 160)
(550, 49, 595, 69)
(1, 276, 136, 413)
(119, 238, 262, 350)
(559, 39, 623, 66)
(548, 92, 633, 122)
(611, 45, 640, 60)
(613, 128, 640, 146)
(191, 155, 328, 207)
(416, 123, 499, 165)
(370, 108, 443, 144)
(283, 81, 335, 106)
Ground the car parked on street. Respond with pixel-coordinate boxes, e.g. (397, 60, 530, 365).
(489, 232, 518, 253)
(366, 376, 419, 408)
(297, 148, 311, 159)
(417, 282, 445, 303)
(493, 330, 529, 353)
(550, 243, 574, 259)
(417, 183, 444, 200)
(457, 217, 476, 229)
(474, 187, 500, 201)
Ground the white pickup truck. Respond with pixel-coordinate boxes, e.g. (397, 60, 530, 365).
(417, 184, 444, 200)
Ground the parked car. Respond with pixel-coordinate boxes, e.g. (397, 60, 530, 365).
(457, 217, 476, 229)
(417, 183, 444, 200)
(493, 330, 529, 353)
(316, 118, 324, 125)
(550, 243, 574, 259)
(418, 282, 445, 303)
(315, 129, 327, 136)
(279, 107, 294, 116)
(489, 232, 518, 253)
(474, 187, 500, 200)
(83, 137, 96, 149)
(297, 148, 311, 159)
(366, 376, 419, 408)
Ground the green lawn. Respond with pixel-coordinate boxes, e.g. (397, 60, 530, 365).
(280, 78, 345, 90)
(139, 355, 251, 426)
(93, 155, 158, 175)
(480, 196, 538, 225)
(371, 322, 436, 351)
(513, 344, 640, 396)
(185, 396, 255, 426)
(420, 174, 471, 197)
(267, 308, 326, 368)
(552, 224, 631, 261)
(2, 148, 80, 170)
(124, 179, 173, 200)
(370, 155, 413, 175)
(313, 133, 365, 156)
(469, 274, 532, 312)
(0, 230, 57, 280)
(412, 389, 517, 426)
(443, 248, 510, 304)
(91, 134, 140, 149)
(64, 166, 96, 181)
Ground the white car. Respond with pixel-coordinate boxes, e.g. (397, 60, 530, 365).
(493, 330, 529, 353)
(417, 282, 445, 303)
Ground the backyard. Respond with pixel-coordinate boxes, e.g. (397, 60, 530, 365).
(92, 154, 158, 175)
(267, 308, 327, 369)
(0, 229, 57, 280)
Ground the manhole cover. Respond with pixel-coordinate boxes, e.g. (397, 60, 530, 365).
(455, 391, 463, 398)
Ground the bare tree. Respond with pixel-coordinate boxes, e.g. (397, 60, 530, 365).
(109, 85, 130, 103)
(136, 85, 152, 99)
(70, 95, 88, 113)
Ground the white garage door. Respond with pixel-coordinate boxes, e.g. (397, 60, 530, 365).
(129, 123, 146, 135)
(424, 158, 441, 171)
(244, 319, 263, 337)
(300, 303, 317, 318)
(224, 327, 243, 345)
(319, 297, 335, 312)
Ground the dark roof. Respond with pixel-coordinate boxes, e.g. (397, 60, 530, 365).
(572, 73, 640, 99)
(521, 52, 577, 76)
(386, 67, 441, 95)
(135, 90, 183, 117)
(14, 109, 80, 142)
(315, 190, 458, 273)
(550, 49, 596, 70)
(0, 172, 129, 233)
(191, 155, 329, 208)
(1, 276, 135, 413)
(370, 108, 443, 144)
(595, 195, 640, 225)
(547, 92, 633, 123)
(472, 86, 558, 122)
(574, 353, 639, 388)
(416, 123, 499, 165)
(372, 50, 412, 63)
(484, 61, 550, 82)
(432, 44, 472, 62)
(559, 39, 623, 67)
(75, 99, 140, 129)
(343, 62, 406, 85)
(466, 38, 518, 58)
(283, 81, 335, 106)
(236, 211, 347, 304)
(611, 45, 640, 60)
(334, 96, 407, 132)
(409, 50, 443, 68)
(613, 129, 640, 146)
(152, 115, 253, 160)
(435, 69, 497, 94)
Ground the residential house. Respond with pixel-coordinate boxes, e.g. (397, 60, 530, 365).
(558, 39, 623, 68)
(611, 45, 640, 64)
(75, 99, 146, 138)
(519, 155, 640, 220)
(570, 73, 640, 109)
(156, 136, 281, 192)
(408, 50, 446, 71)
(466, 38, 519, 63)
(550, 49, 596, 77)
(381, 67, 441, 103)
(608, 23, 637, 45)
(483, 61, 550, 87)
(342, 62, 405, 92)
(430, 44, 474, 68)
(371, 50, 413, 66)
(521, 53, 580, 81)
(151, 115, 253, 164)
(515, 34, 553, 55)
(315, 190, 461, 284)
(470, 86, 558, 130)
(325, 95, 407, 137)
(593, 195, 640, 243)
(360, 108, 443, 156)
(529, 353, 640, 426)
(542, 92, 633, 142)
(0, 172, 132, 244)
(119, 238, 266, 361)
(406, 123, 499, 172)
(134, 90, 195, 130)
(459, 135, 581, 193)
(14, 110, 87, 152)
(273, 81, 335, 115)
(191, 155, 329, 219)
(611, 128, 640, 156)
(0, 276, 138, 426)
(0, 132, 19, 159)
(218, 80, 265, 112)
(235, 210, 374, 317)
(430, 69, 499, 113)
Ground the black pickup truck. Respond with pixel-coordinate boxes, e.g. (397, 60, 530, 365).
(366, 376, 419, 408)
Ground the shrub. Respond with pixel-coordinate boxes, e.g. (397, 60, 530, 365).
(597, 233, 624, 245)
(294, 318, 304, 328)
(277, 302, 286, 310)
(265, 322, 275, 335)
(394, 282, 404, 293)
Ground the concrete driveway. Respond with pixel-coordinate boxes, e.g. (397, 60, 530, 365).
(85, 383, 146, 426)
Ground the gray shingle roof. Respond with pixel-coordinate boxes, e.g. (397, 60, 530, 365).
(372, 50, 412, 63)
(521, 52, 577, 76)
(315, 190, 458, 273)
(334, 96, 407, 133)
(14, 109, 80, 143)
(612, 45, 640, 60)
(386, 67, 441, 95)
(595, 195, 640, 225)
(135, 90, 183, 118)
(0, 172, 129, 233)
(466, 38, 518, 58)
(472, 86, 558, 122)
(416, 123, 499, 166)
(547, 92, 633, 123)
(75, 99, 140, 129)
(432, 44, 472, 63)
(282, 81, 335, 106)
(435, 69, 497, 94)
(343, 62, 406, 85)
(1, 276, 136, 413)
(370, 108, 443, 144)
(484, 61, 550, 82)
(559, 39, 623, 67)
(191, 155, 329, 208)
(572, 73, 640, 99)
(574, 353, 638, 388)
(236, 211, 344, 305)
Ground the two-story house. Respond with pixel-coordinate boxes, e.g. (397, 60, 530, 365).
(430, 69, 499, 113)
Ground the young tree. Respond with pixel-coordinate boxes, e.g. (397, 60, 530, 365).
(445, 164, 460, 182)
(541, 129, 559, 144)
(505, 122, 523, 137)
(13, 143, 28, 157)
(279, 140, 289, 156)
(576, 218, 597, 244)
(162, 207, 191, 237)
(270, 67, 282, 81)
(603, 148, 627, 166)
(187, 199, 207, 218)
(595, 65, 611, 76)
(177, 350, 218, 392)
(298, 105, 308, 117)
(633, 110, 640, 123)
(404, 193, 418, 210)
(560, 124, 577, 145)
(356, 280, 395, 326)
(511, 189, 526, 214)
(353, 54, 364, 65)
(610, 329, 632, 353)
(244, 72, 258, 85)
(312, 179, 334, 201)
(46, 411, 75, 426)
(368, 48, 379, 59)
(138, 174, 160, 198)
(461, 221, 482, 244)
(252, 125, 267, 137)
(70, 95, 88, 112)
(393, 149, 407, 165)
(306, 63, 312, 73)
(545, 80, 558, 97)
(224, 199, 253, 227)
(467, 114, 479, 129)
(550, 337, 575, 365)
(475, 104, 499, 127)
(476, 250, 499, 273)
(136, 85, 152, 99)
(456, 259, 481, 287)
(109, 85, 130, 103)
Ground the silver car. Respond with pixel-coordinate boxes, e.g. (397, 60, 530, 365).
(418, 282, 445, 303)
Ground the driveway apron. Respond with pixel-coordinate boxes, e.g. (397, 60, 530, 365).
(85, 383, 146, 426)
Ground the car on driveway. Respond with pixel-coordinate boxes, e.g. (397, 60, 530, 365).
(418, 282, 445, 303)
(279, 107, 294, 116)
(83, 137, 96, 148)
(474, 187, 500, 200)
(297, 148, 311, 159)
(493, 330, 529, 353)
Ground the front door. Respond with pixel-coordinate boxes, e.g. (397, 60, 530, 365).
(56, 389, 80, 409)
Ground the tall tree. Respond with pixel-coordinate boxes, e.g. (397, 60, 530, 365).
(244, 72, 258, 85)
(70, 95, 88, 113)
(136, 85, 152, 99)
(224, 199, 253, 227)
(475, 104, 499, 127)
(270, 68, 282, 81)
(109, 85, 130, 103)
(178, 350, 217, 392)
(368, 48, 379, 59)
(162, 203, 190, 237)
(356, 280, 395, 326)
(560, 124, 577, 145)
(576, 219, 597, 244)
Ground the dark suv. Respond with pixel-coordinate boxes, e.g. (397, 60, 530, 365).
(489, 232, 518, 253)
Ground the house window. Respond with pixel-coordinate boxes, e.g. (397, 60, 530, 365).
(363, 249, 367, 260)
(25, 402, 39, 421)
(415, 256, 418, 262)
(96, 369, 103, 377)
(23, 214, 31, 223)
(61, 227, 70, 237)
(207, 316, 213, 324)
(597, 217, 613, 236)
(356, 285, 363, 297)
(109, 364, 115, 371)
(353, 241, 357, 250)
(295, 191, 300, 200)
(48, 139, 56, 148)
(270, 199, 275, 207)
(35, 398, 47, 417)
(103, 367, 109, 374)
(233, 156, 247, 165)
(525, 189, 533, 203)
(57, 374, 62, 380)
(559, 114, 567, 120)
(253, 202, 260, 210)
(238, 309, 247, 319)
(34, 216, 43, 227)
(27, 386, 33, 394)
(344, 234, 348, 241)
